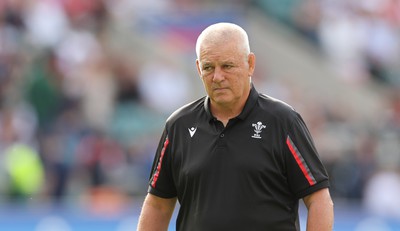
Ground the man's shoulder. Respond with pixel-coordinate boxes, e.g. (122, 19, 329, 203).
(254, 93, 304, 123)
(257, 93, 296, 115)
(166, 97, 206, 125)
(254, 93, 300, 128)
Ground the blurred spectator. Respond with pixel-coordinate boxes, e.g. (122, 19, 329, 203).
(4, 143, 44, 200)
(62, 0, 110, 34)
(25, 51, 64, 128)
(138, 58, 191, 115)
(112, 56, 142, 103)
(363, 170, 400, 219)
(386, 88, 400, 128)
(292, 0, 322, 44)
(39, 101, 86, 202)
(24, 0, 69, 49)
(76, 131, 125, 188)
(318, 3, 369, 83)
(79, 51, 116, 132)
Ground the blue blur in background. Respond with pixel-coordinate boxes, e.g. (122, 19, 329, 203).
(1, 202, 400, 231)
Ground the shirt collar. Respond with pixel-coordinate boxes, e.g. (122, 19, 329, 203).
(204, 84, 258, 122)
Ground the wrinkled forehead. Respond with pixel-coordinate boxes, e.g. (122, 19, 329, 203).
(203, 31, 236, 46)
(199, 39, 240, 60)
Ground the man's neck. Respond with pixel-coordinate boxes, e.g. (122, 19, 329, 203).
(210, 102, 244, 127)
(209, 86, 251, 127)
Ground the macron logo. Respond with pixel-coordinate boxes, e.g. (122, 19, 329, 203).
(188, 127, 197, 137)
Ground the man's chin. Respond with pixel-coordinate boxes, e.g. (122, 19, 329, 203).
(212, 97, 233, 106)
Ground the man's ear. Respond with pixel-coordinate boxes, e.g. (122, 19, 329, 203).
(196, 59, 202, 78)
(248, 52, 256, 77)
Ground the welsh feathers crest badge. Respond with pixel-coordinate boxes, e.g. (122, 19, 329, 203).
(251, 121, 266, 139)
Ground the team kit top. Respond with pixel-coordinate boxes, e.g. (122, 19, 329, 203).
(148, 86, 330, 231)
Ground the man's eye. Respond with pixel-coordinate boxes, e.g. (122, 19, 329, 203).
(203, 66, 212, 71)
(223, 64, 233, 69)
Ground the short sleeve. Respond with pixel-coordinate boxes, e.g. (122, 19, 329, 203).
(148, 128, 177, 198)
(285, 112, 330, 198)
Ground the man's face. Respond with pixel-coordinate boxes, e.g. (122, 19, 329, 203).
(196, 40, 255, 109)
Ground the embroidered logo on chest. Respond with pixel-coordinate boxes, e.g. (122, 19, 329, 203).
(251, 121, 266, 139)
(188, 127, 197, 137)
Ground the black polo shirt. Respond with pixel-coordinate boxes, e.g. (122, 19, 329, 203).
(148, 86, 330, 231)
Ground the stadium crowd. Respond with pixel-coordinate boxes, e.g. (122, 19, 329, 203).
(0, 0, 399, 220)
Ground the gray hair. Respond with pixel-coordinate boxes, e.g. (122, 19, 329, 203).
(195, 22, 251, 58)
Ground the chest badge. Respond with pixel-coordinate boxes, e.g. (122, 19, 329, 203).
(188, 127, 197, 137)
(252, 121, 266, 139)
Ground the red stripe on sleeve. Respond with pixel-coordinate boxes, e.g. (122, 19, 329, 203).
(151, 137, 170, 188)
(286, 136, 316, 186)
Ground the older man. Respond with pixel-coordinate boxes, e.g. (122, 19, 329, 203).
(137, 22, 334, 231)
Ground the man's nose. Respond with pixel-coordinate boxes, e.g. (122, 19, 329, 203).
(212, 66, 224, 82)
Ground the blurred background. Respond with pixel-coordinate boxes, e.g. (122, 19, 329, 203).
(0, 0, 399, 230)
